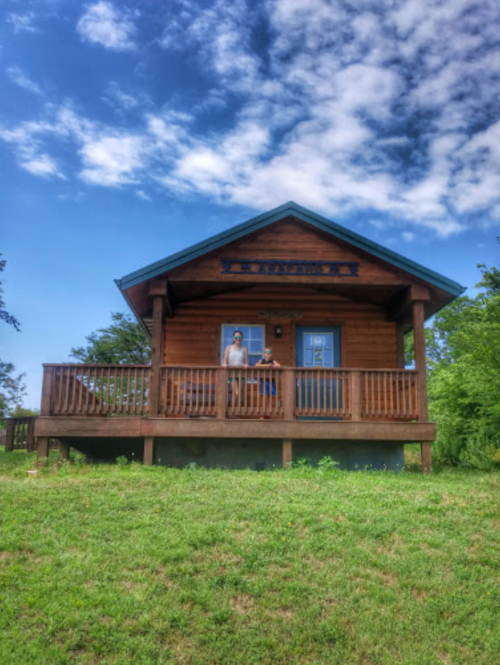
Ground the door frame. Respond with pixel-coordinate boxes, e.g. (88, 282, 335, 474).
(295, 325, 343, 420)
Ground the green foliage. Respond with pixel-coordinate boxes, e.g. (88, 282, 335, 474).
(291, 456, 313, 469)
(0, 458, 499, 664)
(317, 455, 340, 472)
(0, 256, 24, 417)
(9, 405, 39, 417)
(0, 254, 20, 332)
(404, 297, 476, 369)
(419, 262, 500, 468)
(0, 361, 26, 419)
(70, 312, 151, 364)
(71, 451, 87, 466)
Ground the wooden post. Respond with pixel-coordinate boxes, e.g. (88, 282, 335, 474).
(149, 294, 165, 417)
(40, 366, 54, 416)
(421, 441, 432, 475)
(5, 419, 14, 451)
(216, 368, 227, 419)
(143, 437, 154, 465)
(282, 439, 292, 469)
(37, 437, 50, 465)
(412, 300, 428, 422)
(413, 299, 432, 474)
(350, 370, 362, 421)
(283, 369, 295, 420)
(59, 441, 70, 460)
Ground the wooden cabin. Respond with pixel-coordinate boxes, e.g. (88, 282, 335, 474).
(35, 202, 464, 472)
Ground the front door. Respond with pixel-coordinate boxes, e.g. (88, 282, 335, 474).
(295, 326, 341, 416)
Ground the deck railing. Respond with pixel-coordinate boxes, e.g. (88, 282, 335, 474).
(159, 366, 218, 417)
(40, 364, 419, 421)
(361, 369, 417, 420)
(41, 364, 150, 416)
(4, 416, 37, 451)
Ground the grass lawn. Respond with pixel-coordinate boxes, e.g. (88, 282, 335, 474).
(0, 449, 499, 665)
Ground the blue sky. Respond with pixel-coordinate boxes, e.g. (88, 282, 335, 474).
(1, 0, 499, 409)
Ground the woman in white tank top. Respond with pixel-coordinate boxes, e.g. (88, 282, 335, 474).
(222, 330, 249, 402)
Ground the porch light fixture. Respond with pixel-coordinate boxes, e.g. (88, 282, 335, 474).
(274, 324, 282, 338)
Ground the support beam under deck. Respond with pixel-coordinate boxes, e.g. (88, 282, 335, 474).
(34, 416, 436, 442)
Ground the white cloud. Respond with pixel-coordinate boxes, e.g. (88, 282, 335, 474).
(160, 0, 262, 93)
(102, 81, 149, 111)
(7, 12, 39, 34)
(80, 134, 145, 185)
(2, 0, 500, 237)
(77, 2, 137, 51)
(22, 154, 64, 178)
(7, 66, 43, 96)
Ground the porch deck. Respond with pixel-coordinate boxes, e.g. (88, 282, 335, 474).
(32, 364, 435, 471)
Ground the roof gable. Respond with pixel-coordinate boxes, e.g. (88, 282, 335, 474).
(116, 201, 465, 298)
(167, 218, 417, 287)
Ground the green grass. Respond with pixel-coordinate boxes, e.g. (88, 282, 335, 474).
(1, 449, 499, 664)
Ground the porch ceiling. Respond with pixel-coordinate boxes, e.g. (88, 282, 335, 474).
(124, 278, 454, 335)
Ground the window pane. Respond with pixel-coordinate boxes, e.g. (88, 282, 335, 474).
(221, 324, 264, 364)
(248, 339, 262, 353)
(313, 349, 323, 366)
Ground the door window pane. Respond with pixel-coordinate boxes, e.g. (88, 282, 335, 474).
(303, 333, 334, 368)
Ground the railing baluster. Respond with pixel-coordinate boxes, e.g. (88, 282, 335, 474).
(167, 369, 172, 414)
(402, 372, 407, 417)
(199, 369, 203, 415)
(382, 371, 386, 416)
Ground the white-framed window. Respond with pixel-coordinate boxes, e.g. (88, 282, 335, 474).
(220, 324, 265, 367)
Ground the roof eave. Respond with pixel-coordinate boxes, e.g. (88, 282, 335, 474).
(114, 278, 152, 338)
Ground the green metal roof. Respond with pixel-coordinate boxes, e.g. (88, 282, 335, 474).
(116, 201, 465, 297)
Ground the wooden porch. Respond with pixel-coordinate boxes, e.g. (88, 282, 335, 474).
(32, 363, 435, 471)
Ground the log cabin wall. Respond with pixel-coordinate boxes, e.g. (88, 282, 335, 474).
(163, 288, 397, 369)
(162, 219, 404, 368)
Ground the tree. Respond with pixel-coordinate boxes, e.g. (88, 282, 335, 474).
(70, 312, 151, 364)
(0, 361, 26, 419)
(0, 255, 24, 418)
(404, 296, 476, 369)
(10, 405, 39, 417)
(0, 254, 20, 331)
(423, 262, 500, 468)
